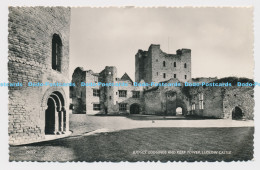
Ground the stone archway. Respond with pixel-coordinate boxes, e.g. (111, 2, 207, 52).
(45, 97, 56, 134)
(176, 107, 183, 115)
(232, 106, 244, 120)
(165, 90, 188, 116)
(130, 103, 140, 114)
(43, 90, 67, 135)
(176, 99, 188, 116)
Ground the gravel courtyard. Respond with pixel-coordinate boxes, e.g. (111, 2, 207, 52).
(69, 114, 254, 137)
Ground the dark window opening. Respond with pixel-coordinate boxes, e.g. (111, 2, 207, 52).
(185, 75, 187, 79)
(132, 91, 140, 98)
(119, 103, 127, 111)
(163, 73, 166, 78)
(93, 104, 101, 110)
(174, 62, 176, 67)
(52, 34, 62, 72)
(163, 61, 166, 67)
(184, 63, 187, 68)
(93, 89, 100, 97)
(94, 76, 98, 83)
(119, 90, 127, 97)
(174, 74, 176, 78)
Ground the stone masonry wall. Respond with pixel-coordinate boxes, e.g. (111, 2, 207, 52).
(116, 80, 144, 114)
(190, 87, 224, 118)
(189, 85, 254, 119)
(223, 87, 254, 120)
(8, 7, 71, 145)
(85, 72, 100, 115)
(144, 79, 190, 115)
(71, 67, 86, 114)
(151, 45, 191, 83)
(99, 66, 144, 114)
(135, 44, 191, 84)
(143, 89, 162, 115)
(135, 50, 151, 83)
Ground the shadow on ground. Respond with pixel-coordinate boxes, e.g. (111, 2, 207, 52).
(93, 113, 221, 120)
(9, 127, 254, 162)
(125, 115, 220, 121)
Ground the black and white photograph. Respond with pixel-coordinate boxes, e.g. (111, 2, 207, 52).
(1, 1, 260, 169)
(6, 6, 255, 162)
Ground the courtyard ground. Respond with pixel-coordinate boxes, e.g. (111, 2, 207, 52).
(9, 114, 254, 162)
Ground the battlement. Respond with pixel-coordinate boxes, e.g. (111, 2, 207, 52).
(135, 44, 192, 83)
(177, 49, 191, 55)
(148, 44, 161, 51)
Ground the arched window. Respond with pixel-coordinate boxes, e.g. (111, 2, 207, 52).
(184, 63, 187, 68)
(52, 34, 62, 72)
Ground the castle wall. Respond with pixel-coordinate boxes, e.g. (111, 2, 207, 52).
(8, 7, 71, 145)
(223, 87, 254, 120)
(189, 87, 224, 118)
(99, 66, 118, 114)
(143, 89, 162, 115)
(71, 67, 86, 114)
(135, 50, 151, 83)
(70, 43, 254, 120)
(116, 80, 144, 114)
(144, 80, 190, 115)
(189, 86, 254, 120)
(85, 72, 100, 115)
(135, 45, 191, 84)
(71, 68, 101, 115)
(99, 66, 144, 114)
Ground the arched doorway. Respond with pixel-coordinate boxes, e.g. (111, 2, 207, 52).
(130, 103, 140, 114)
(45, 98, 56, 134)
(176, 107, 183, 115)
(44, 91, 66, 135)
(176, 99, 188, 116)
(232, 106, 244, 120)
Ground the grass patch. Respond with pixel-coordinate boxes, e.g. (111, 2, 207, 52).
(9, 127, 254, 162)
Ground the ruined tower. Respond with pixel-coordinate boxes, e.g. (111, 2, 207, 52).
(8, 7, 71, 145)
(135, 44, 191, 83)
(99, 66, 118, 114)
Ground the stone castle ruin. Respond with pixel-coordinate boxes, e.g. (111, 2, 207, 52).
(8, 7, 254, 145)
(135, 44, 191, 83)
(71, 44, 254, 120)
(70, 66, 144, 115)
(8, 7, 71, 145)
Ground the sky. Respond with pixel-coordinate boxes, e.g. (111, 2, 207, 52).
(69, 7, 254, 80)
